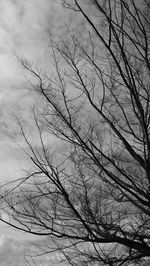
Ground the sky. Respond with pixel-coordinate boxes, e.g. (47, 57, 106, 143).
(0, 0, 68, 265)
(0, 0, 52, 180)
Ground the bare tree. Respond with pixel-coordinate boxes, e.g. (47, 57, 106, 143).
(1, 0, 150, 265)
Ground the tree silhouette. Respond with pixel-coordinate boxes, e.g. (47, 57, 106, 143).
(2, 0, 150, 265)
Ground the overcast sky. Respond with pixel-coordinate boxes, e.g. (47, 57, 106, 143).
(0, 0, 52, 179)
(0, 0, 68, 265)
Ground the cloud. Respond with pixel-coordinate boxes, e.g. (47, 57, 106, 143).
(0, 0, 69, 174)
(0, 235, 28, 265)
(0, 0, 68, 105)
(0, 0, 53, 180)
(0, 0, 71, 252)
(0, 0, 54, 97)
(0, 2, 46, 95)
(0, 0, 61, 134)
(0, 235, 66, 266)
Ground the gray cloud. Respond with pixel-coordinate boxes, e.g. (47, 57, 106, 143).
(0, 236, 28, 265)
(0, 235, 66, 266)
(0, 1, 72, 259)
